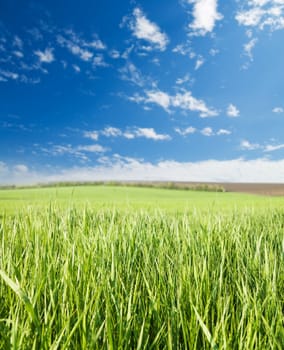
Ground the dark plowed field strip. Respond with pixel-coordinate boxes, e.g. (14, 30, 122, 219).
(218, 183, 284, 196)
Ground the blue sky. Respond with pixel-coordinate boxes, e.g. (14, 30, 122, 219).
(1, 0, 284, 184)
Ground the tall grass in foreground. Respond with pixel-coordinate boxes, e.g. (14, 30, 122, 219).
(0, 207, 284, 349)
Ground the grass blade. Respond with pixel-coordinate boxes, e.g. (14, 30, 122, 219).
(192, 305, 218, 350)
(0, 269, 40, 331)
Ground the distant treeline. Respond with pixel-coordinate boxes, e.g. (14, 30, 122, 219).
(0, 181, 226, 192)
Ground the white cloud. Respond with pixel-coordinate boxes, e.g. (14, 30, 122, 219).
(93, 54, 108, 67)
(272, 107, 284, 113)
(227, 104, 240, 117)
(209, 48, 219, 56)
(243, 38, 258, 61)
(119, 62, 148, 87)
(102, 127, 122, 137)
(110, 50, 120, 59)
(240, 140, 261, 150)
(189, 0, 223, 36)
(201, 127, 214, 136)
(128, 8, 169, 51)
(0, 70, 19, 80)
(264, 143, 284, 152)
(68, 44, 93, 61)
(77, 144, 107, 153)
(176, 74, 191, 85)
(152, 58, 160, 65)
(217, 129, 231, 135)
(80, 49, 93, 61)
(84, 126, 170, 141)
(34, 48, 55, 63)
(236, 7, 265, 27)
(246, 29, 253, 38)
(240, 139, 284, 152)
(57, 33, 94, 62)
(2, 158, 284, 184)
(13, 50, 24, 58)
(236, 1, 284, 31)
(175, 126, 196, 135)
(73, 64, 81, 73)
(131, 89, 218, 117)
(43, 143, 108, 161)
(121, 45, 134, 60)
(146, 90, 171, 111)
(88, 39, 106, 50)
(13, 36, 23, 49)
(123, 132, 135, 139)
(84, 130, 99, 141)
(175, 126, 230, 136)
(172, 92, 218, 117)
(48, 145, 88, 160)
(195, 56, 205, 70)
(127, 93, 146, 104)
(172, 43, 192, 56)
(14, 164, 28, 173)
(134, 127, 171, 140)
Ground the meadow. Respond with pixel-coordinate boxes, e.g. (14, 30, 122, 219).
(0, 185, 284, 349)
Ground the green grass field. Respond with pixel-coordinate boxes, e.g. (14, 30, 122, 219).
(0, 186, 284, 349)
(1, 185, 284, 213)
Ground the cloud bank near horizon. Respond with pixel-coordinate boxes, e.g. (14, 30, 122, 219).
(1, 158, 284, 185)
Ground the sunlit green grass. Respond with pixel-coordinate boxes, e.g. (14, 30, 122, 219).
(0, 186, 284, 349)
(1, 185, 283, 213)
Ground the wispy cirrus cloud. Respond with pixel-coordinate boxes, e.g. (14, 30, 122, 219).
(172, 43, 193, 56)
(125, 7, 169, 51)
(176, 74, 191, 85)
(72, 64, 81, 73)
(41, 143, 108, 162)
(240, 140, 261, 150)
(119, 61, 152, 87)
(57, 34, 93, 61)
(264, 143, 284, 152)
(175, 126, 231, 136)
(84, 126, 171, 141)
(129, 89, 218, 117)
(240, 139, 284, 152)
(0, 70, 19, 81)
(175, 126, 196, 136)
(13, 50, 24, 58)
(243, 38, 258, 61)
(195, 56, 205, 70)
(13, 35, 23, 50)
(56, 30, 107, 63)
(172, 91, 218, 117)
